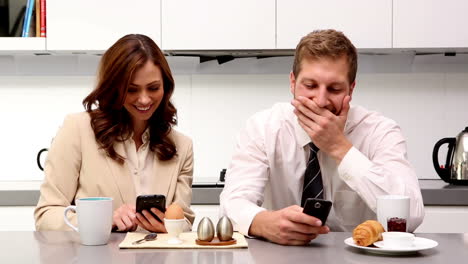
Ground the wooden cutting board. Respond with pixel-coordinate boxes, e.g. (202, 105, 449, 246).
(119, 232, 248, 249)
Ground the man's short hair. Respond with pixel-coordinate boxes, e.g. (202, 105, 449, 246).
(292, 29, 358, 84)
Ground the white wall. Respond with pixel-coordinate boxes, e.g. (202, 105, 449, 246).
(1, 53, 468, 183)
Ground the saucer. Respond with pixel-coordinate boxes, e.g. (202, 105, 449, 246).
(344, 237, 438, 255)
(374, 237, 438, 250)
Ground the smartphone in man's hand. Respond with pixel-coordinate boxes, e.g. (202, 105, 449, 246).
(302, 198, 332, 226)
(136, 194, 166, 222)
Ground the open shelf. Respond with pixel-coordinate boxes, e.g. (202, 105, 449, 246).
(0, 37, 46, 54)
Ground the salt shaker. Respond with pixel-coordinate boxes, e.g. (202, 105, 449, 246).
(197, 217, 215, 241)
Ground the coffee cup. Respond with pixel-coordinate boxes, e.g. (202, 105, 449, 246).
(63, 197, 113, 246)
(382, 232, 415, 248)
(377, 195, 410, 232)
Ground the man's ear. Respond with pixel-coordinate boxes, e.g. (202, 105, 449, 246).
(348, 81, 356, 100)
(289, 71, 296, 96)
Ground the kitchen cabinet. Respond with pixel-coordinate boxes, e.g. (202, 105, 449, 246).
(161, 0, 275, 50)
(46, 0, 161, 52)
(276, 0, 392, 49)
(393, 0, 468, 48)
(0, 206, 36, 231)
(415, 206, 468, 233)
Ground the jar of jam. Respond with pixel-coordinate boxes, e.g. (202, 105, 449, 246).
(387, 217, 407, 232)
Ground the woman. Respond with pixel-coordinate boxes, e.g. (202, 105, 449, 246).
(34, 34, 194, 232)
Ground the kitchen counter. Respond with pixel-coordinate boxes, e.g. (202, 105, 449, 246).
(2, 179, 468, 206)
(418, 179, 468, 205)
(1, 231, 467, 263)
(0, 182, 226, 206)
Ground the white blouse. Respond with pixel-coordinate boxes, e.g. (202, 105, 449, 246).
(123, 129, 154, 196)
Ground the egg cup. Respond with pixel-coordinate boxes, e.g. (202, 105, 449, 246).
(164, 218, 185, 244)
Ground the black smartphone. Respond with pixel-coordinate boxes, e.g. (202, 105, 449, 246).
(136, 194, 166, 222)
(302, 198, 333, 226)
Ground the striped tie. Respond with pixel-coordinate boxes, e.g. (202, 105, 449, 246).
(301, 143, 324, 207)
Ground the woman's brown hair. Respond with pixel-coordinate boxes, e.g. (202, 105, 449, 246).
(83, 34, 177, 164)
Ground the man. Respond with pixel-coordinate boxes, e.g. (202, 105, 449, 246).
(219, 29, 424, 246)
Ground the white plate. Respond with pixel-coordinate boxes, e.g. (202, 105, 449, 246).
(344, 237, 438, 255)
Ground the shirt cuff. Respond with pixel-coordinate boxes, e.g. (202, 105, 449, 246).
(231, 202, 267, 236)
(338, 146, 373, 185)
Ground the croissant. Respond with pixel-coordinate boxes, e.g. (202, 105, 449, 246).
(352, 220, 385, 247)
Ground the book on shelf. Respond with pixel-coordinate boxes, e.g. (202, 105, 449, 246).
(40, 0, 46, 37)
(21, 0, 35, 37)
(20, 0, 46, 37)
(35, 0, 40, 37)
(29, 4, 37, 37)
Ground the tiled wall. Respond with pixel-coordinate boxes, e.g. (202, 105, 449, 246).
(1, 54, 468, 182)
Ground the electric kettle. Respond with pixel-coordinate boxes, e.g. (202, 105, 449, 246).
(433, 127, 468, 185)
(37, 148, 48, 171)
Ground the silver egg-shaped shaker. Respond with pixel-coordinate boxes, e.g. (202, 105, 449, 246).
(197, 217, 215, 241)
(216, 216, 233, 241)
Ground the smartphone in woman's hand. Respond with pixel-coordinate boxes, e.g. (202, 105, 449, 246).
(136, 194, 166, 222)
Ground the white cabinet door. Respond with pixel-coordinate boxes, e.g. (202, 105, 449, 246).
(162, 0, 275, 50)
(394, 0, 468, 48)
(191, 205, 220, 231)
(47, 0, 161, 52)
(277, 0, 392, 49)
(0, 206, 35, 231)
(415, 206, 468, 233)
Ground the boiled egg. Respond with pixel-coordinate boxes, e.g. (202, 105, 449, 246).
(165, 203, 184, 219)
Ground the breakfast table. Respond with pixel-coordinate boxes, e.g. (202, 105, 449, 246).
(1, 231, 467, 263)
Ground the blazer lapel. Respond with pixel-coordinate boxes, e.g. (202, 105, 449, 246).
(152, 154, 178, 200)
(105, 141, 136, 205)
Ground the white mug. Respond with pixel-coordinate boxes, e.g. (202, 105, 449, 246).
(377, 195, 410, 232)
(64, 197, 113, 246)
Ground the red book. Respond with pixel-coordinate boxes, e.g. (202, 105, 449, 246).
(40, 0, 46, 37)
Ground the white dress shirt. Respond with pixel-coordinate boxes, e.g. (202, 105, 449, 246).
(220, 102, 424, 235)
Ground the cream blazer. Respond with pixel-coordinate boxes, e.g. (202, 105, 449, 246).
(34, 112, 195, 231)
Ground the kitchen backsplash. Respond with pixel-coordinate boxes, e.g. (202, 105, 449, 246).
(1, 54, 468, 182)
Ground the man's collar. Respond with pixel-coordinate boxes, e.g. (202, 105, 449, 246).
(293, 115, 312, 148)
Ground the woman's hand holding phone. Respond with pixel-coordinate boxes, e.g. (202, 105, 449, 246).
(112, 204, 138, 232)
(135, 194, 168, 233)
(135, 207, 167, 232)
